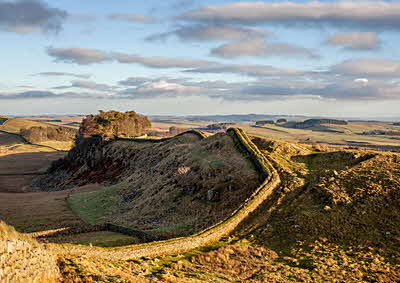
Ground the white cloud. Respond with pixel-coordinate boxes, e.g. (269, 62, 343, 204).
(183, 1, 400, 29)
(354, 78, 369, 84)
(47, 47, 216, 68)
(146, 24, 268, 41)
(108, 13, 156, 23)
(47, 47, 112, 64)
(332, 58, 400, 76)
(210, 37, 318, 58)
(185, 63, 304, 77)
(327, 32, 380, 50)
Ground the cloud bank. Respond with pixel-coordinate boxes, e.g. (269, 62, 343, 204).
(183, 1, 400, 29)
(46, 47, 215, 68)
(211, 37, 318, 58)
(0, 0, 67, 34)
(327, 32, 380, 50)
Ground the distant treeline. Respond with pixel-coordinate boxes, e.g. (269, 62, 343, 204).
(206, 123, 234, 131)
(362, 130, 400, 136)
(32, 119, 62, 123)
(20, 126, 77, 143)
(291, 119, 348, 129)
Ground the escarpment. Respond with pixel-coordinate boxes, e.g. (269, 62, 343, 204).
(33, 132, 259, 238)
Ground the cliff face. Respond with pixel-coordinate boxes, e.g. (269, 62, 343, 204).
(34, 132, 259, 238)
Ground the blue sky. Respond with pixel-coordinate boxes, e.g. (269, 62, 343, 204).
(1, 0, 400, 117)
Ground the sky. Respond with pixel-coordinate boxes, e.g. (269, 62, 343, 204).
(1, 0, 400, 118)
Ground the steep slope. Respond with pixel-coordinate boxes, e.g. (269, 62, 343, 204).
(34, 131, 260, 238)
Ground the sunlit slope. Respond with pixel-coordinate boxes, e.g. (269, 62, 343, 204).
(243, 121, 400, 148)
(0, 221, 60, 282)
(0, 117, 56, 134)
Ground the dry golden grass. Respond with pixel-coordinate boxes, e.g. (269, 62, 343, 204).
(242, 122, 400, 149)
(0, 118, 56, 134)
(0, 221, 60, 283)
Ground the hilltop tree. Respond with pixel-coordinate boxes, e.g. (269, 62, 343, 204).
(79, 110, 151, 138)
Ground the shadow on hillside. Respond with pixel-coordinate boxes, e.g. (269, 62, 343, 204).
(291, 151, 376, 172)
(0, 151, 65, 193)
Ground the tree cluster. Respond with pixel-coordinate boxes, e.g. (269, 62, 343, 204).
(78, 110, 151, 138)
(20, 126, 77, 143)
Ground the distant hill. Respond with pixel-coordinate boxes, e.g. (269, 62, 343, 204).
(0, 116, 76, 150)
(151, 114, 311, 123)
(288, 119, 348, 129)
(0, 117, 57, 134)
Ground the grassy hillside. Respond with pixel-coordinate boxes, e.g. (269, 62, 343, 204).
(0, 117, 75, 151)
(1, 127, 399, 282)
(36, 132, 259, 239)
(0, 117, 56, 134)
(0, 131, 25, 146)
(51, 134, 400, 282)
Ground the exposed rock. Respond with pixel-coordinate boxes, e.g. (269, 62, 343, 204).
(207, 189, 218, 202)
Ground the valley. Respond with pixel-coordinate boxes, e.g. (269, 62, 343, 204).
(0, 114, 399, 282)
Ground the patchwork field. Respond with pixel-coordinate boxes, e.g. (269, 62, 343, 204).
(242, 122, 400, 149)
(150, 118, 400, 151)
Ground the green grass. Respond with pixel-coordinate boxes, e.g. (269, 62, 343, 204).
(146, 223, 192, 236)
(72, 233, 139, 247)
(68, 184, 122, 223)
(209, 160, 224, 168)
